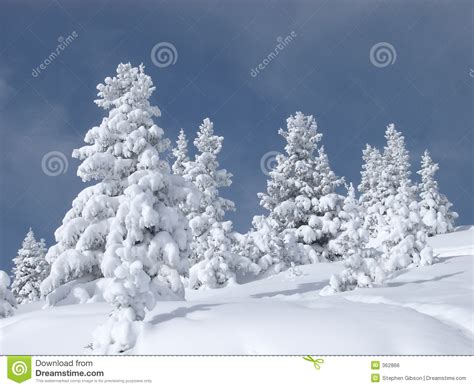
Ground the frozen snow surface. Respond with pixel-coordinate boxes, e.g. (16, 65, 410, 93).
(1, 228, 472, 355)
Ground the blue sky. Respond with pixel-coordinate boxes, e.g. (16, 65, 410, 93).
(1, 0, 472, 272)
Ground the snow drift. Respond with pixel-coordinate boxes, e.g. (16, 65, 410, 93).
(0, 228, 472, 355)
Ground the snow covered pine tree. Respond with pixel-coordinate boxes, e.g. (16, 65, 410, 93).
(417, 150, 457, 236)
(188, 219, 260, 289)
(322, 125, 437, 294)
(174, 119, 257, 289)
(320, 184, 384, 295)
(0, 271, 16, 318)
(179, 119, 234, 264)
(257, 112, 346, 267)
(92, 64, 196, 354)
(11, 228, 49, 304)
(371, 125, 433, 273)
(41, 64, 171, 305)
(358, 144, 383, 236)
(171, 129, 190, 176)
(236, 215, 301, 276)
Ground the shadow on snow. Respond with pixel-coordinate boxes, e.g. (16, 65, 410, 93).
(148, 303, 222, 325)
(250, 281, 327, 298)
(387, 271, 464, 288)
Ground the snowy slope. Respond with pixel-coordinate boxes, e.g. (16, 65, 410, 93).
(1, 228, 473, 355)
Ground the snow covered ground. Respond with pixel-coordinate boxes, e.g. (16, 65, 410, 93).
(1, 228, 472, 355)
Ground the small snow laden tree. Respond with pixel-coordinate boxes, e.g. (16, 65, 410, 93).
(188, 221, 260, 289)
(377, 181, 433, 272)
(0, 271, 16, 318)
(417, 150, 457, 236)
(258, 112, 345, 265)
(92, 75, 197, 354)
(321, 184, 384, 295)
(171, 129, 189, 176)
(237, 216, 305, 275)
(41, 63, 165, 303)
(11, 228, 49, 304)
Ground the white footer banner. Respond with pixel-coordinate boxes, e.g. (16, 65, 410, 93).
(0, 356, 471, 387)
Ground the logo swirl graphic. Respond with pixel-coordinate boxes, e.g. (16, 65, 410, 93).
(7, 356, 32, 383)
(370, 42, 397, 68)
(151, 42, 178, 68)
(260, 151, 280, 176)
(11, 361, 28, 376)
(41, 151, 68, 176)
(157, 159, 170, 172)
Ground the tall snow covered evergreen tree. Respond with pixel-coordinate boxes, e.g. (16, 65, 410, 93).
(11, 228, 49, 304)
(257, 112, 345, 264)
(41, 63, 166, 303)
(175, 118, 254, 289)
(356, 124, 433, 274)
(417, 150, 457, 236)
(372, 125, 433, 271)
(379, 124, 411, 196)
(359, 124, 413, 237)
(0, 271, 16, 318)
(91, 67, 197, 354)
(183, 118, 235, 235)
(171, 129, 189, 176)
(358, 144, 383, 234)
(359, 145, 382, 199)
(94, 162, 195, 353)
